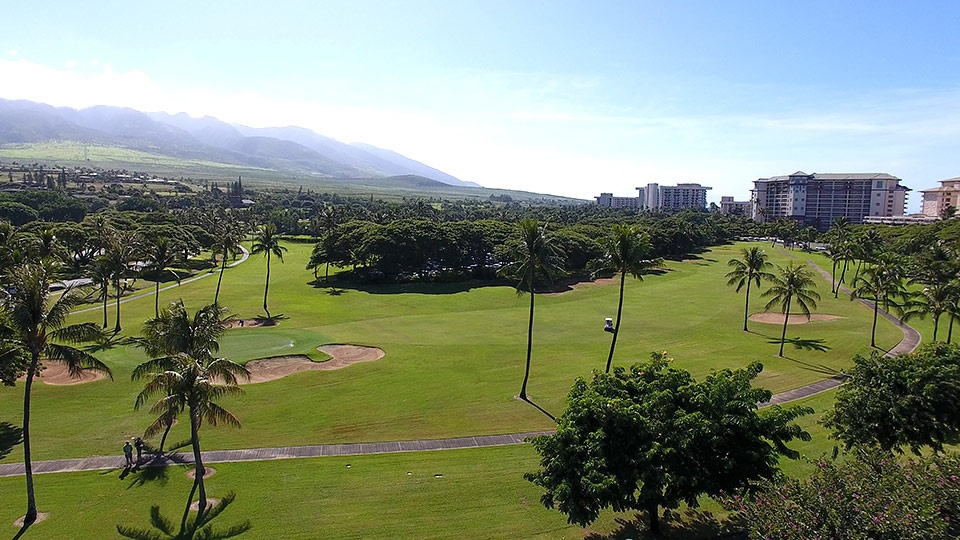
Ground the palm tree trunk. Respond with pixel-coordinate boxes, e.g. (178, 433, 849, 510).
(742, 279, 752, 332)
(21, 352, 39, 526)
(179, 469, 201, 534)
(262, 253, 271, 318)
(155, 280, 160, 319)
(871, 299, 879, 348)
(101, 283, 108, 329)
(114, 281, 122, 333)
(214, 248, 227, 304)
(948, 314, 955, 344)
(605, 272, 626, 373)
(520, 285, 535, 400)
(831, 260, 838, 294)
(836, 261, 849, 298)
(190, 411, 207, 524)
(933, 313, 940, 342)
(779, 299, 791, 357)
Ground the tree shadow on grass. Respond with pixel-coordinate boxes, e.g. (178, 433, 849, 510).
(518, 396, 557, 423)
(775, 337, 832, 353)
(0, 421, 23, 461)
(584, 509, 744, 540)
(127, 460, 171, 489)
(117, 491, 251, 539)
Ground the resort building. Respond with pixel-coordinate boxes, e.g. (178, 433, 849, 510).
(596, 183, 712, 213)
(719, 196, 752, 216)
(920, 176, 960, 218)
(751, 171, 909, 231)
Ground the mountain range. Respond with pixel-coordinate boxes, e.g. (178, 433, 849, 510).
(0, 98, 478, 187)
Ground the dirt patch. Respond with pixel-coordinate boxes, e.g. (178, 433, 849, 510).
(13, 512, 49, 527)
(749, 313, 843, 325)
(186, 466, 216, 480)
(241, 344, 385, 384)
(16, 360, 108, 386)
(189, 498, 221, 512)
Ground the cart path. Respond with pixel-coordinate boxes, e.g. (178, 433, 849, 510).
(0, 249, 924, 478)
(72, 245, 250, 315)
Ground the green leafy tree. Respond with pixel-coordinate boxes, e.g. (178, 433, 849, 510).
(0, 263, 111, 529)
(590, 224, 662, 372)
(762, 263, 821, 356)
(132, 302, 249, 528)
(824, 343, 960, 454)
(725, 246, 775, 332)
(526, 352, 811, 534)
(498, 219, 563, 400)
(250, 223, 286, 319)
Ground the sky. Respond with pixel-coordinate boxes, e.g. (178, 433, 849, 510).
(2, 1, 959, 211)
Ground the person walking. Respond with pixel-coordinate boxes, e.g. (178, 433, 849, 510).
(122, 440, 134, 468)
(134, 437, 144, 465)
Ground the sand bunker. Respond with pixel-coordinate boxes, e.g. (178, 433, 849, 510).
(227, 318, 275, 329)
(241, 344, 385, 384)
(749, 313, 843, 325)
(16, 360, 108, 386)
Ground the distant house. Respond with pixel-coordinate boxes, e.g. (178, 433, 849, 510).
(596, 182, 712, 213)
(719, 196, 751, 215)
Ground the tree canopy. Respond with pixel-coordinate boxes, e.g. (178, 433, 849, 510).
(525, 352, 811, 534)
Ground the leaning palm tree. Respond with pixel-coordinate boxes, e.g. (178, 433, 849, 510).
(725, 246, 775, 332)
(761, 263, 821, 357)
(498, 219, 564, 400)
(132, 301, 249, 528)
(852, 253, 906, 348)
(211, 218, 246, 305)
(250, 223, 286, 319)
(590, 224, 662, 372)
(0, 262, 111, 529)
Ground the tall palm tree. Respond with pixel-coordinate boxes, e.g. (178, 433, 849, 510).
(498, 219, 563, 400)
(250, 223, 286, 319)
(211, 218, 246, 305)
(762, 263, 821, 357)
(0, 263, 111, 528)
(725, 246, 775, 332)
(141, 236, 181, 318)
(903, 281, 956, 342)
(102, 231, 141, 333)
(132, 302, 248, 527)
(852, 253, 906, 347)
(591, 224, 662, 372)
(826, 217, 851, 295)
(832, 241, 856, 298)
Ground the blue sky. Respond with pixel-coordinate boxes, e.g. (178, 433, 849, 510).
(2, 1, 959, 210)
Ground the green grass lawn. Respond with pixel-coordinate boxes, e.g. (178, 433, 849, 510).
(0, 241, 914, 537)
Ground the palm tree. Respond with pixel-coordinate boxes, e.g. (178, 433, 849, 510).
(591, 224, 662, 372)
(132, 302, 249, 527)
(762, 263, 821, 357)
(211, 218, 246, 305)
(498, 219, 563, 400)
(725, 246, 775, 332)
(250, 223, 286, 319)
(832, 241, 856, 298)
(0, 263, 111, 528)
(852, 253, 906, 347)
(102, 231, 141, 333)
(142, 236, 181, 318)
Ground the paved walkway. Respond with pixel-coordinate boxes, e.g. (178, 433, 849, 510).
(0, 249, 925, 479)
(73, 246, 250, 315)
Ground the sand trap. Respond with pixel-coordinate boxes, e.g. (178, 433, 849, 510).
(749, 313, 843, 325)
(16, 360, 107, 386)
(227, 318, 275, 329)
(241, 344, 385, 384)
(543, 277, 618, 296)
